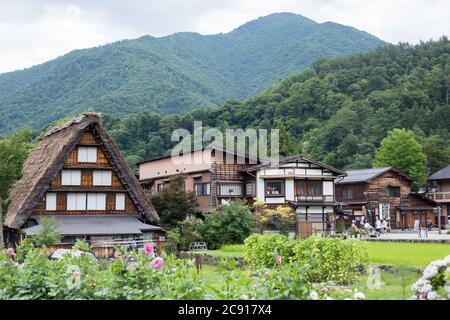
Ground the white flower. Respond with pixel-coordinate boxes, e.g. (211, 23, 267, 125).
(325, 296, 333, 300)
(408, 295, 418, 300)
(419, 284, 433, 294)
(310, 291, 319, 300)
(411, 279, 429, 291)
(354, 292, 365, 300)
(423, 266, 439, 279)
(430, 260, 446, 268)
(443, 255, 450, 265)
(426, 291, 439, 300)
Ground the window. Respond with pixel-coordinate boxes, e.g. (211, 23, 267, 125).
(87, 193, 106, 210)
(295, 180, 322, 196)
(194, 182, 211, 196)
(77, 147, 97, 163)
(116, 193, 126, 210)
(245, 182, 256, 196)
(265, 180, 284, 196)
(307, 181, 322, 196)
(61, 170, 81, 186)
(219, 184, 242, 196)
(157, 183, 165, 192)
(46, 193, 57, 211)
(389, 186, 401, 197)
(342, 188, 353, 199)
(67, 193, 86, 211)
(93, 170, 112, 186)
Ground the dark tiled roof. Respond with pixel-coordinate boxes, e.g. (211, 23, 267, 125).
(23, 215, 163, 236)
(336, 167, 414, 184)
(243, 155, 345, 176)
(429, 164, 450, 181)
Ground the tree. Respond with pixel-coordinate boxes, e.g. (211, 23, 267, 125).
(0, 129, 34, 201)
(195, 200, 254, 249)
(374, 128, 427, 185)
(32, 216, 62, 247)
(151, 175, 199, 229)
(419, 134, 450, 174)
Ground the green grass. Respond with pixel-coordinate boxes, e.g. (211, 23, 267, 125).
(195, 241, 449, 300)
(362, 242, 449, 268)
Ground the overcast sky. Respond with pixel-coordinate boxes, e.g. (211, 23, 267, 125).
(0, 0, 449, 73)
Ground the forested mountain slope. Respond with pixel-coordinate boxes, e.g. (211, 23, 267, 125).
(103, 38, 450, 172)
(0, 13, 384, 134)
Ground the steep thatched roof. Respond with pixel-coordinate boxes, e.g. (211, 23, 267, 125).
(5, 113, 158, 229)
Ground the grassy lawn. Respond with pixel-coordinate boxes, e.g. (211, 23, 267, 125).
(363, 242, 449, 268)
(195, 241, 449, 300)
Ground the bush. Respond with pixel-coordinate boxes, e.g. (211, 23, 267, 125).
(166, 216, 202, 252)
(292, 236, 368, 284)
(244, 234, 368, 284)
(244, 233, 296, 268)
(196, 201, 254, 249)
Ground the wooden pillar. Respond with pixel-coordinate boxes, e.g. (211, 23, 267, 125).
(438, 206, 442, 235)
(0, 195, 3, 249)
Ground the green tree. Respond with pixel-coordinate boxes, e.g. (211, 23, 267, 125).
(374, 128, 427, 185)
(32, 216, 62, 247)
(419, 134, 450, 173)
(0, 129, 34, 219)
(150, 175, 199, 229)
(195, 200, 254, 249)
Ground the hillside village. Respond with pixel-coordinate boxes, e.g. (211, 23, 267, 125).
(0, 8, 449, 302)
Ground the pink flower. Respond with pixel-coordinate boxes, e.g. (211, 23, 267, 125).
(113, 250, 120, 259)
(275, 255, 282, 264)
(251, 283, 258, 290)
(144, 243, 154, 256)
(151, 257, 164, 270)
(72, 270, 81, 278)
(6, 248, 15, 257)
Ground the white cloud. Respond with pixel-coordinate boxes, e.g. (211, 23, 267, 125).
(0, 0, 449, 73)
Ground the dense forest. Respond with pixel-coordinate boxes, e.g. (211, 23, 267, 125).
(0, 13, 384, 134)
(103, 38, 450, 176)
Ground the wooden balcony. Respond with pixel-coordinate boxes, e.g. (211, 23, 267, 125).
(295, 195, 334, 203)
(427, 192, 450, 203)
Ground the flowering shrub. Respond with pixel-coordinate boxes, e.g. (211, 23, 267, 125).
(244, 233, 297, 268)
(0, 245, 204, 300)
(410, 255, 450, 300)
(244, 234, 368, 284)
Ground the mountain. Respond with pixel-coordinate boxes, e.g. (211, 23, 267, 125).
(0, 12, 384, 134)
(102, 38, 450, 173)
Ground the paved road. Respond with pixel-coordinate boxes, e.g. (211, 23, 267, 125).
(367, 230, 450, 242)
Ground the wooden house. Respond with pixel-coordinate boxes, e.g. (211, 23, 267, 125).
(138, 146, 258, 212)
(243, 155, 346, 236)
(427, 164, 450, 229)
(139, 151, 345, 236)
(335, 167, 438, 230)
(4, 113, 164, 256)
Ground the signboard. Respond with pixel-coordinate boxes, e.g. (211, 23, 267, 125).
(378, 203, 390, 220)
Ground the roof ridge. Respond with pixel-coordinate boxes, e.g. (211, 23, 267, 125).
(42, 113, 101, 139)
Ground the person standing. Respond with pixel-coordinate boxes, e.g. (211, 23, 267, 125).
(381, 219, 388, 233)
(427, 218, 433, 231)
(375, 218, 381, 235)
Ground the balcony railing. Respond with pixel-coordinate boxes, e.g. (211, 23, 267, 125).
(427, 192, 450, 202)
(295, 195, 334, 203)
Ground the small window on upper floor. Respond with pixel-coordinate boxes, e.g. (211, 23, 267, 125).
(265, 180, 284, 196)
(78, 146, 97, 163)
(61, 170, 81, 186)
(342, 188, 353, 199)
(388, 186, 401, 197)
(93, 170, 112, 186)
